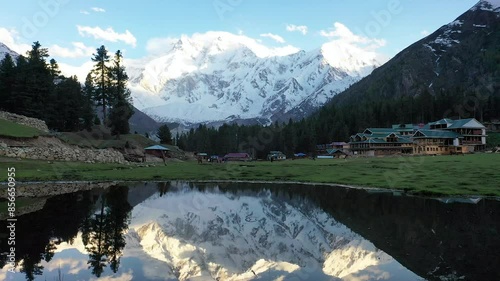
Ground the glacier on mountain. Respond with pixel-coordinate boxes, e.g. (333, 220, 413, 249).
(127, 31, 381, 124)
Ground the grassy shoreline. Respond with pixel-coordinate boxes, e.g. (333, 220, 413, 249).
(1, 153, 499, 197)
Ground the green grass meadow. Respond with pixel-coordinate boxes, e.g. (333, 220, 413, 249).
(58, 127, 156, 149)
(1, 153, 499, 197)
(0, 119, 44, 138)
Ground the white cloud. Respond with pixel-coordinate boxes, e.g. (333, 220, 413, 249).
(91, 7, 106, 13)
(421, 30, 430, 36)
(0, 27, 31, 55)
(320, 22, 386, 51)
(77, 25, 137, 47)
(145, 31, 300, 58)
(59, 61, 94, 82)
(145, 37, 178, 54)
(260, 33, 285, 43)
(319, 22, 389, 76)
(286, 24, 308, 35)
(80, 10, 90, 15)
(50, 42, 95, 58)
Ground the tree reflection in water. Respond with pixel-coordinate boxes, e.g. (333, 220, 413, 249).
(80, 186, 132, 277)
(0, 190, 95, 281)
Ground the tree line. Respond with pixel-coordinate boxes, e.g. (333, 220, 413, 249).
(0, 42, 133, 134)
(176, 86, 499, 158)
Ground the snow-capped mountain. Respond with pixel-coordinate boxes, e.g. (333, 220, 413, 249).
(327, 0, 500, 111)
(128, 31, 380, 125)
(423, 0, 500, 59)
(475, 0, 500, 11)
(0, 42, 17, 60)
(120, 184, 418, 280)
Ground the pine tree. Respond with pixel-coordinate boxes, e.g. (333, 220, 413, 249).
(108, 50, 133, 136)
(0, 54, 15, 111)
(23, 41, 52, 119)
(156, 124, 172, 144)
(91, 45, 111, 122)
(57, 76, 83, 131)
(10, 55, 31, 116)
(45, 58, 61, 128)
(82, 73, 96, 130)
(48, 58, 61, 80)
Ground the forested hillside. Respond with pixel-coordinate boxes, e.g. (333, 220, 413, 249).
(177, 1, 500, 157)
(0, 42, 134, 135)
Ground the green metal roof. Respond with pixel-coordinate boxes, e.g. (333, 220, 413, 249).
(430, 118, 454, 125)
(413, 130, 462, 139)
(356, 133, 370, 137)
(326, 149, 347, 155)
(391, 124, 414, 131)
(369, 132, 402, 138)
(364, 128, 397, 134)
(144, 145, 170, 150)
(352, 138, 389, 144)
(446, 118, 485, 129)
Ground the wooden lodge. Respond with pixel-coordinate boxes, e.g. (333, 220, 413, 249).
(348, 118, 487, 156)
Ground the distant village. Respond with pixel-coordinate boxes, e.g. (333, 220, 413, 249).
(147, 117, 494, 162)
(277, 117, 490, 160)
(335, 117, 488, 157)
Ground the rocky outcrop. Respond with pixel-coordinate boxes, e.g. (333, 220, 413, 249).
(0, 181, 116, 198)
(0, 135, 126, 164)
(0, 111, 49, 133)
(0, 112, 128, 163)
(0, 141, 125, 163)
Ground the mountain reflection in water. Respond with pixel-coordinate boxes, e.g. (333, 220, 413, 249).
(0, 182, 499, 281)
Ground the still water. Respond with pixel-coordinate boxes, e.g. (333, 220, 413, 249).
(0, 182, 499, 281)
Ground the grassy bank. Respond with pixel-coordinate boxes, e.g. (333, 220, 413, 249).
(1, 153, 499, 197)
(58, 126, 156, 149)
(0, 119, 44, 138)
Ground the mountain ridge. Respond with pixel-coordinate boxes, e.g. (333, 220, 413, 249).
(127, 31, 381, 125)
(0, 42, 17, 60)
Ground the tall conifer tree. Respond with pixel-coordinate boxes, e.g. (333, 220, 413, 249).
(90, 45, 111, 121)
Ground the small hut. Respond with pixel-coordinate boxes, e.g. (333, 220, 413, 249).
(293, 153, 307, 159)
(144, 145, 170, 159)
(325, 148, 349, 158)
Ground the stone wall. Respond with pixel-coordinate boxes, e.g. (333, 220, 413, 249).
(0, 181, 116, 198)
(0, 140, 125, 163)
(0, 112, 126, 164)
(0, 111, 50, 133)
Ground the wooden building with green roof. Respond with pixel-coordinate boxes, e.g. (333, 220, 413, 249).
(348, 118, 487, 156)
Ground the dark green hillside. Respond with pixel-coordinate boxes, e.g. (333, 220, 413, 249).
(317, 3, 500, 136)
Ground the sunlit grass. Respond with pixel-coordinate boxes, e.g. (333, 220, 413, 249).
(0, 153, 499, 197)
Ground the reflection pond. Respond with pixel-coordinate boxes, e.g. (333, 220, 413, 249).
(1, 182, 499, 281)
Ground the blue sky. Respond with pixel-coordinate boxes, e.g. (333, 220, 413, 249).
(0, 0, 479, 76)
